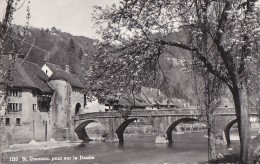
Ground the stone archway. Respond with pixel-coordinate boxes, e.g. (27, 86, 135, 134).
(116, 118, 137, 144)
(166, 118, 199, 143)
(75, 103, 81, 115)
(74, 120, 97, 142)
(224, 119, 237, 145)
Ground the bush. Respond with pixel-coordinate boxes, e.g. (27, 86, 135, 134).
(210, 153, 260, 163)
(210, 144, 260, 164)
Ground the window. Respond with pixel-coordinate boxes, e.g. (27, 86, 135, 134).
(5, 118, 10, 126)
(8, 89, 22, 97)
(33, 104, 37, 112)
(16, 118, 21, 125)
(8, 103, 22, 112)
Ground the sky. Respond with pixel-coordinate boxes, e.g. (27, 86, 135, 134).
(0, 0, 118, 39)
(1, 0, 260, 39)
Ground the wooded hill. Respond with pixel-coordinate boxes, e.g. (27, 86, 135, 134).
(3, 25, 194, 102)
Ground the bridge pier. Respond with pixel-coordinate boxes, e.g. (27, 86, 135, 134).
(74, 120, 97, 142)
(166, 118, 199, 144)
(116, 118, 137, 144)
(105, 118, 118, 142)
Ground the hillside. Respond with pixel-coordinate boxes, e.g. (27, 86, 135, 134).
(2, 26, 95, 76)
(2, 25, 194, 102)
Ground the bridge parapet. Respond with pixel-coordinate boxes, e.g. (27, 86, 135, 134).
(74, 108, 259, 122)
(74, 109, 205, 121)
(75, 111, 122, 120)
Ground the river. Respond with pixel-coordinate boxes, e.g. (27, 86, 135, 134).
(3, 132, 239, 164)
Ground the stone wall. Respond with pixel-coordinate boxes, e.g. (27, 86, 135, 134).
(0, 125, 9, 153)
(49, 80, 69, 129)
(49, 80, 85, 141)
(68, 88, 84, 140)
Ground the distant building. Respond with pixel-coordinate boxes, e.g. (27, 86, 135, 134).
(102, 87, 188, 111)
(81, 98, 106, 113)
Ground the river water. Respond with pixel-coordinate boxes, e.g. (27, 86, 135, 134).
(3, 132, 237, 164)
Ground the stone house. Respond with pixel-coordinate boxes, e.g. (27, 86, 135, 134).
(0, 56, 53, 144)
(0, 56, 86, 143)
(41, 62, 85, 140)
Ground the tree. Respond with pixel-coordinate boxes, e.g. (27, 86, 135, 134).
(91, 0, 260, 162)
(78, 48, 84, 60)
(67, 39, 79, 73)
(0, 0, 30, 153)
(192, 65, 224, 161)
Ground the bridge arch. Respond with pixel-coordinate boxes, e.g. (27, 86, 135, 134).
(116, 118, 138, 144)
(74, 119, 98, 142)
(224, 119, 237, 145)
(166, 118, 199, 143)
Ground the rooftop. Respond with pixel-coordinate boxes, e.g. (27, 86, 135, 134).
(0, 56, 53, 93)
(44, 62, 84, 89)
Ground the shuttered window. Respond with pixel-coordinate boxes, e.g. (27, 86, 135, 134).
(33, 104, 37, 111)
(8, 103, 22, 112)
(19, 103, 22, 111)
(7, 88, 22, 97)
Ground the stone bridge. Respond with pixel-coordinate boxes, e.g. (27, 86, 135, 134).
(73, 108, 259, 145)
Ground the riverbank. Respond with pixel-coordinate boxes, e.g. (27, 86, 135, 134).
(2, 139, 81, 153)
(207, 137, 260, 163)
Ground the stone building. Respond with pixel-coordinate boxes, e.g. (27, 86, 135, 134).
(41, 62, 85, 140)
(0, 56, 86, 143)
(103, 87, 188, 111)
(0, 56, 53, 144)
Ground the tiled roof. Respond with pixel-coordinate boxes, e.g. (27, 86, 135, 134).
(140, 87, 167, 99)
(45, 63, 62, 71)
(0, 56, 53, 93)
(104, 87, 186, 108)
(45, 62, 84, 89)
(168, 98, 186, 107)
(119, 95, 150, 107)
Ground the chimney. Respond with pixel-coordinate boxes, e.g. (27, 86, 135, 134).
(20, 54, 25, 59)
(65, 65, 70, 73)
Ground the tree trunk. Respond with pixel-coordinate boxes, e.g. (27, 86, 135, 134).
(207, 112, 216, 161)
(232, 82, 250, 163)
(0, 85, 8, 156)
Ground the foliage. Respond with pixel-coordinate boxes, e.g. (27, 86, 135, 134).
(0, 0, 31, 101)
(90, 0, 260, 97)
(192, 69, 225, 161)
(0, 0, 31, 153)
(1, 25, 97, 84)
(212, 151, 260, 163)
(91, 0, 260, 162)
